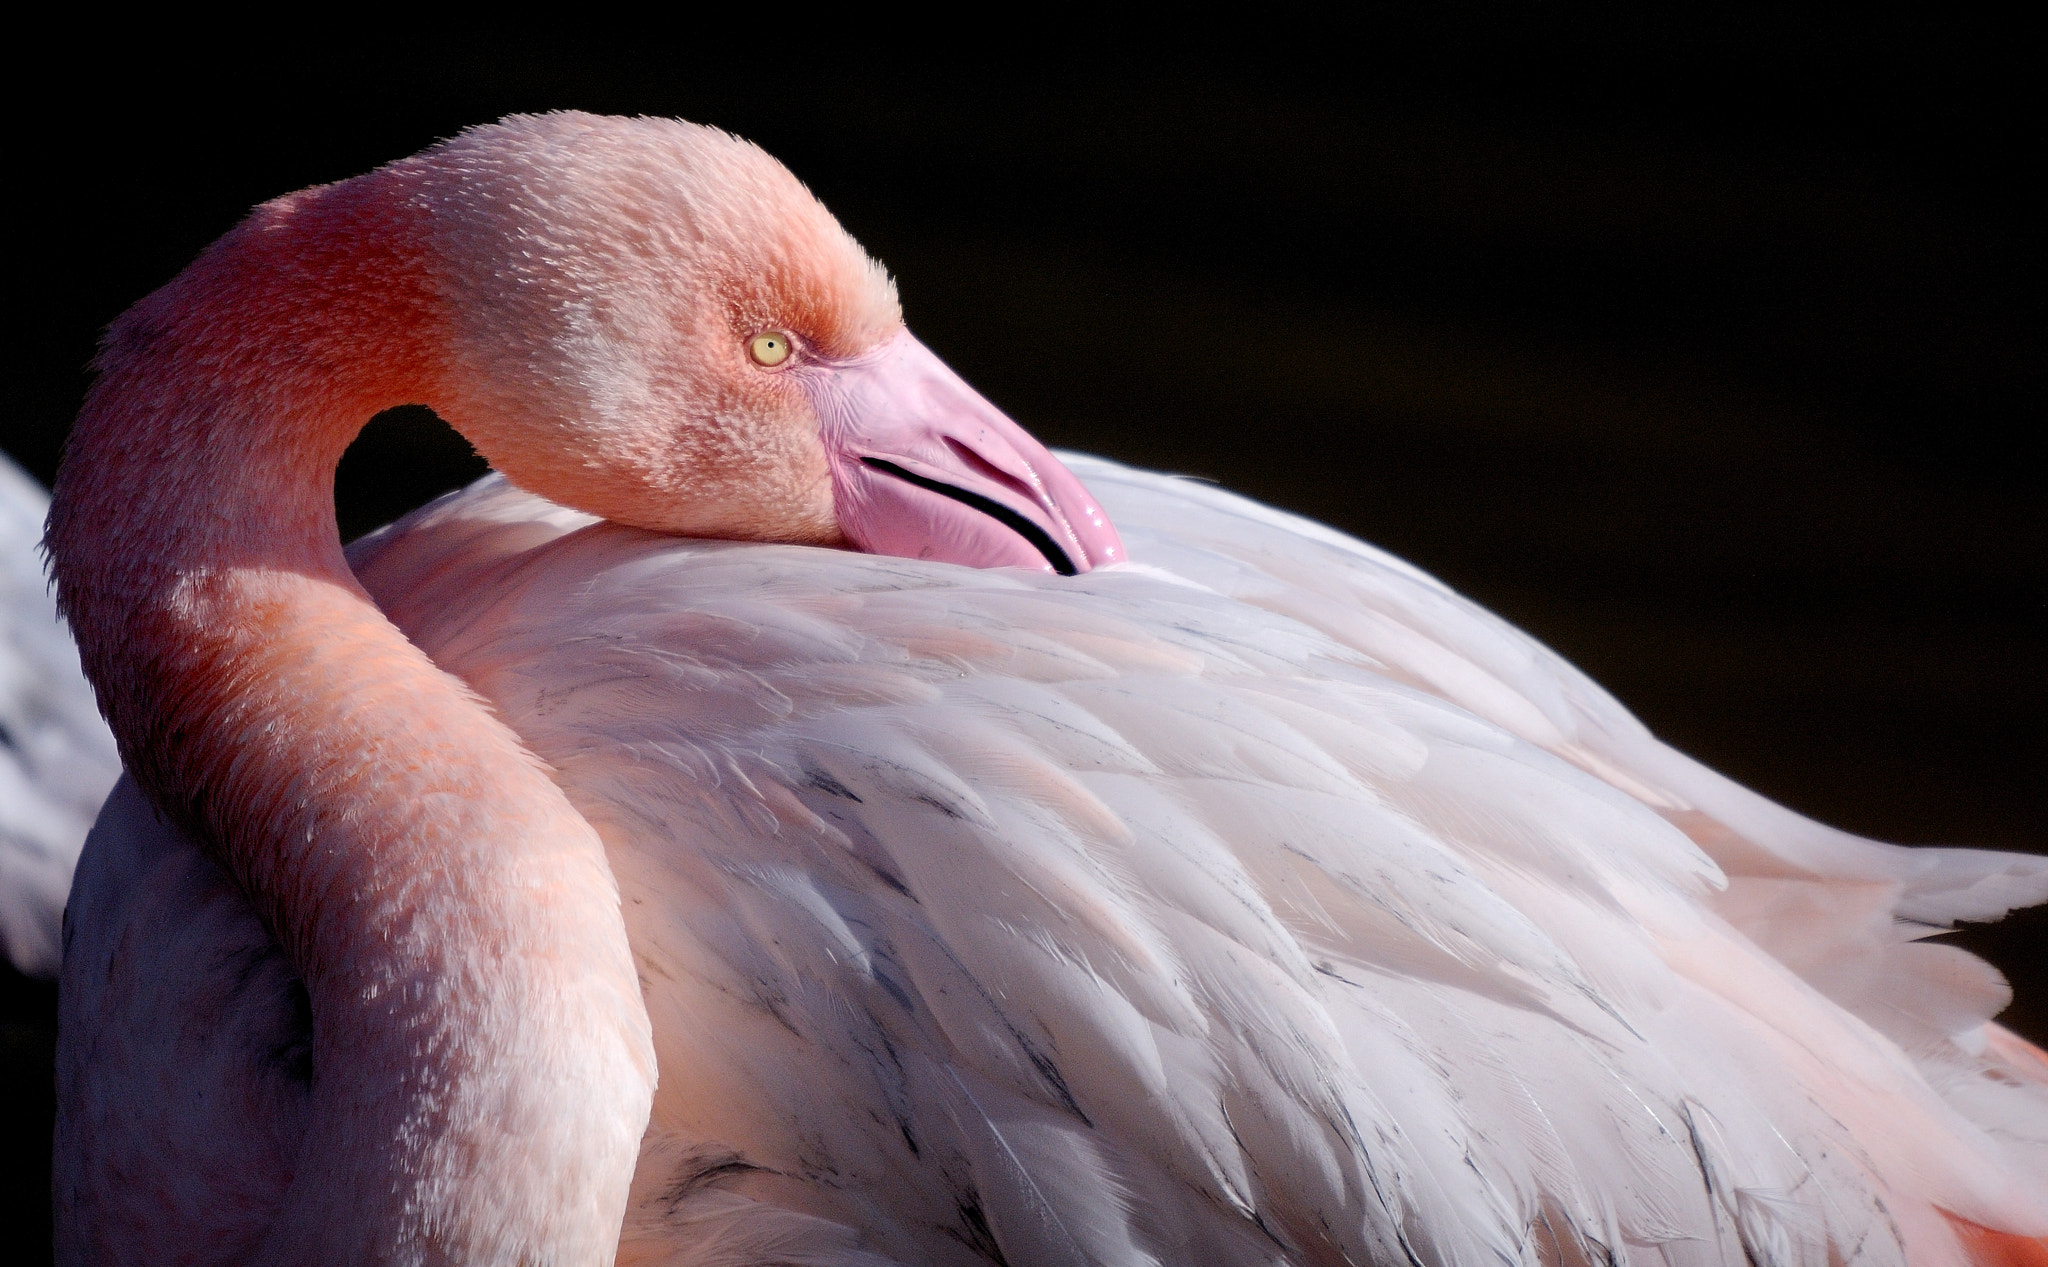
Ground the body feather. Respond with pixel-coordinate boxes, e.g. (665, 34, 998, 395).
(61, 455, 2048, 1265)
(0, 455, 119, 978)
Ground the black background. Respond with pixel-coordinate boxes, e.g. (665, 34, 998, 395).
(4, 17, 2041, 1251)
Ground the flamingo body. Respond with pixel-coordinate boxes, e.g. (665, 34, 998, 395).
(43, 113, 2048, 1264)
(61, 461, 2048, 1264)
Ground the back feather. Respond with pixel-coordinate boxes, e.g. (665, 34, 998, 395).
(343, 458, 2048, 1264)
(63, 455, 2046, 1265)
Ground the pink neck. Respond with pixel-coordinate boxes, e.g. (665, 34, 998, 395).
(49, 174, 654, 1262)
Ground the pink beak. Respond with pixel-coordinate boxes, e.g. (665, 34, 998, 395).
(801, 332, 1124, 575)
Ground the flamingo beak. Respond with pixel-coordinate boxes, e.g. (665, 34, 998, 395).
(802, 331, 1124, 574)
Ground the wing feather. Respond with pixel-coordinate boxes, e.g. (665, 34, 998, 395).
(327, 466, 2048, 1261)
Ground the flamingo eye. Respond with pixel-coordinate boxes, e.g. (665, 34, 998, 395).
(749, 331, 792, 368)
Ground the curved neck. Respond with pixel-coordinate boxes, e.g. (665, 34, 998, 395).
(49, 176, 654, 1262)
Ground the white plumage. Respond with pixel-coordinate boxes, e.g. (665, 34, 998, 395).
(0, 454, 118, 978)
(61, 454, 2048, 1265)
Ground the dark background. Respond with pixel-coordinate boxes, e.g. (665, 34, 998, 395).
(4, 17, 2041, 1250)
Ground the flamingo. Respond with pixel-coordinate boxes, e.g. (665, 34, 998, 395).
(45, 112, 2048, 1266)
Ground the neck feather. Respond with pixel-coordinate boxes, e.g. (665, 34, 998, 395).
(48, 172, 655, 1263)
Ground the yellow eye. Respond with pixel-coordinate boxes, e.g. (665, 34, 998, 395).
(749, 331, 791, 367)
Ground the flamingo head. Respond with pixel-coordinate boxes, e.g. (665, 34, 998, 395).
(406, 113, 1122, 574)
